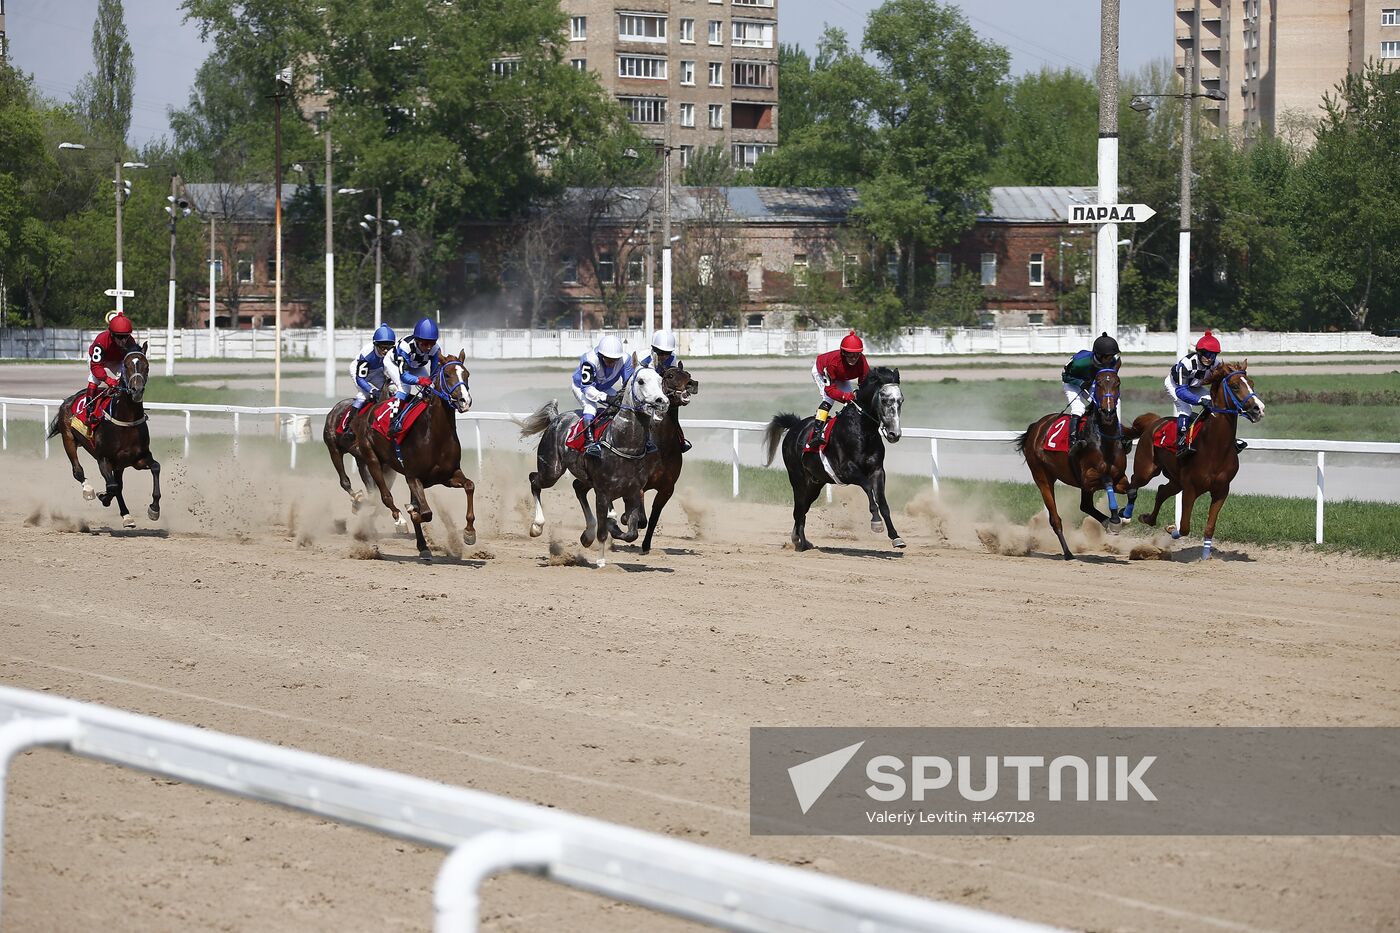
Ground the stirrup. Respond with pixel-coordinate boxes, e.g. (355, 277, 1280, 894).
(644, 439, 658, 454)
(584, 441, 604, 458)
(1235, 439, 1248, 453)
(680, 438, 692, 453)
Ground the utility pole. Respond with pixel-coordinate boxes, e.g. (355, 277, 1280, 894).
(208, 212, 216, 356)
(1178, 53, 1196, 360)
(645, 214, 655, 339)
(661, 124, 673, 333)
(114, 155, 126, 317)
(164, 175, 190, 376)
(323, 113, 336, 398)
(1096, 0, 1120, 338)
(273, 72, 287, 417)
(374, 189, 383, 329)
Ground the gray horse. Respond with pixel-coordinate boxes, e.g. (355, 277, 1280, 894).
(517, 367, 669, 568)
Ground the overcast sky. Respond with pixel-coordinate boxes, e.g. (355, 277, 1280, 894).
(10, 0, 1171, 148)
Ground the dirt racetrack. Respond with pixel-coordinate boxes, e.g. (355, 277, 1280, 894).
(1, 445, 1397, 933)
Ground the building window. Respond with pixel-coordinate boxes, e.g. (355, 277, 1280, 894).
(618, 13, 666, 42)
(1027, 312, 1046, 326)
(980, 252, 997, 286)
(732, 0, 774, 6)
(679, 18, 695, 42)
(680, 60, 695, 85)
(490, 58, 520, 77)
(731, 61, 772, 88)
(570, 16, 586, 40)
(678, 145, 694, 167)
(679, 102, 695, 127)
(842, 254, 859, 289)
(570, 58, 587, 70)
(708, 20, 723, 44)
(699, 254, 714, 286)
(627, 256, 645, 285)
(708, 62, 723, 86)
(708, 103, 724, 128)
(597, 253, 615, 285)
(1383, 9, 1400, 26)
(562, 256, 579, 285)
(1383, 40, 1400, 58)
(211, 259, 225, 281)
(731, 143, 772, 167)
(747, 253, 763, 293)
(463, 251, 481, 283)
(936, 253, 952, 286)
(621, 97, 667, 124)
(792, 254, 809, 287)
(731, 19, 773, 48)
(618, 55, 667, 79)
(886, 251, 900, 281)
(1028, 252, 1045, 287)
(265, 255, 277, 283)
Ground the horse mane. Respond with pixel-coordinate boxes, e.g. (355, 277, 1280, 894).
(858, 367, 900, 405)
(1204, 360, 1246, 386)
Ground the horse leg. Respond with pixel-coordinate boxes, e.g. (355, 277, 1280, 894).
(1029, 460, 1072, 560)
(872, 469, 904, 549)
(617, 491, 644, 544)
(407, 477, 432, 561)
(135, 453, 161, 521)
(59, 415, 93, 499)
(1171, 481, 1202, 541)
(450, 469, 477, 547)
(640, 484, 674, 556)
(108, 464, 134, 529)
(573, 478, 597, 548)
(362, 447, 404, 527)
(592, 486, 611, 568)
(327, 436, 360, 509)
(1199, 488, 1230, 560)
(792, 481, 823, 552)
(529, 433, 568, 538)
(1141, 476, 1182, 528)
(1079, 486, 1110, 529)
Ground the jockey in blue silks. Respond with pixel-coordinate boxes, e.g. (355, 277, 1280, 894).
(572, 333, 634, 458)
(384, 317, 443, 435)
(349, 324, 397, 413)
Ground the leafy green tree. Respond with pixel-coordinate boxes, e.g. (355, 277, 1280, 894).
(74, 0, 135, 146)
(987, 68, 1097, 186)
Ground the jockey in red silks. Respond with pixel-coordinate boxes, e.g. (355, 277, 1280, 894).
(809, 330, 870, 446)
(86, 312, 138, 406)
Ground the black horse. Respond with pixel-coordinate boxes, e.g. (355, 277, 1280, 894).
(763, 367, 905, 552)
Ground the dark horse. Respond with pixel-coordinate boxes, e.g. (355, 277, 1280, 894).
(357, 352, 476, 562)
(1015, 367, 1129, 560)
(763, 367, 905, 552)
(604, 366, 700, 555)
(48, 345, 160, 529)
(517, 366, 670, 568)
(1124, 360, 1265, 560)
(323, 394, 381, 512)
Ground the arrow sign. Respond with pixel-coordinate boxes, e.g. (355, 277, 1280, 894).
(1066, 203, 1157, 224)
(104, 288, 136, 298)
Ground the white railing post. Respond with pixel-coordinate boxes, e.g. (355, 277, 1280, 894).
(930, 437, 941, 498)
(731, 428, 740, 498)
(433, 831, 563, 933)
(184, 411, 191, 459)
(474, 421, 483, 478)
(1315, 451, 1325, 545)
(289, 427, 298, 470)
(233, 412, 240, 459)
(2, 402, 7, 450)
(42, 405, 49, 459)
(0, 716, 82, 928)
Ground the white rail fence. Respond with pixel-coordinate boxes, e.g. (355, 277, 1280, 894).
(4, 325, 1398, 361)
(3, 397, 1397, 546)
(0, 685, 1054, 933)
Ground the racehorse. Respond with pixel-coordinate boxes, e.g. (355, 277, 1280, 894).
(323, 396, 379, 511)
(357, 352, 475, 562)
(1124, 360, 1265, 560)
(762, 367, 905, 552)
(605, 366, 700, 555)
(1015, 367, 1129, 560)
(517, 365, 670, 568)
(47, 345, 160, 529)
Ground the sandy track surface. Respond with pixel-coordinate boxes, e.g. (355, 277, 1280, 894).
(1, 449, 1398, 933)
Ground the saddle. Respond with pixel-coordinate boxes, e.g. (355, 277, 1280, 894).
(565, 413, 615, 452)
(370, 398, 428, 442)
(803, 417, 837, 454)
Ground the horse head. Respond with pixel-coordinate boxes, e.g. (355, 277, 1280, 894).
(661, 366, 698, 407)
(122, 344, 150, 403)
(437, 350, 473, 414)
(629, 367, 670, 422)
(1209, 360, 1265, 423)
(858, 367, 903, 443)
(1090, 367, 1121, 433)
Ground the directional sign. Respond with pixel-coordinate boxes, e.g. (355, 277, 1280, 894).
(1066, 203, 1157, 224)
(104, 288, 136, 298)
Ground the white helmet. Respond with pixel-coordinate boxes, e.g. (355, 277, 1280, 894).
(650, 330, 677, 353)
(596, 334, 624, 359)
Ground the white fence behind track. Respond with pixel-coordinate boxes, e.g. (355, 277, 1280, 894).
(0, 686, 1056, 933)
(4, 326, 1398, 361)
(3, 398, 1396, 546)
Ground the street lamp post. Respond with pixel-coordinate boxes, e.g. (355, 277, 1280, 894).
(164, 178, 191, 375)
(342, 187, 400, 330)
(58, 143, 146, 319)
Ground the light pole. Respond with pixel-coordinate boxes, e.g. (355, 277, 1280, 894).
(207, 210, 217, 356)
(1096, 0, 1121, 339)
(272, 68, 290, 416)
(58, 143, 147, 319)
(163, 178, 191, 375)
(341, 188, 400, 330)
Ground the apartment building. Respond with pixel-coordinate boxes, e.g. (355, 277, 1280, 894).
(1176, 0, 1400, 140)
(560, 0, 779, 171)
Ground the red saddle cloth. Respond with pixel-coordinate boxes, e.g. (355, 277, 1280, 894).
(803, 417, 837, 454)
(1152, 418, 1201, 450)
(337, 404, 358, 436)
(565, 414, 614, 452)
(1042, 414, 1086, 452)
(71, 392, 115, 435)
(370, 398, 428, 442)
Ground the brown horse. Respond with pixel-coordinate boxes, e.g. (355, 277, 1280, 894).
(357, 352, 475, 561)
(1124, 360, 1265, 560)
(47, 345, 161, 529)
(1015, 367, 1129, 560)
(323, 396, 379, 511)
(606, 366, 700, 555)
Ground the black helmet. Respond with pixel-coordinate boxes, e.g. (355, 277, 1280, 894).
(1092, 332, 1119, 362)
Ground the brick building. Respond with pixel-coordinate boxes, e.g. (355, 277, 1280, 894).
(559, 0, 779, 170)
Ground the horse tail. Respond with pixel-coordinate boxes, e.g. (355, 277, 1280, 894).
(1124, 412, 1156, 442)
(764, 413, 802, 466)
(47, 408, 63, 438)
(515, 400, 559, 438)
(1014, 421, 1036, 457)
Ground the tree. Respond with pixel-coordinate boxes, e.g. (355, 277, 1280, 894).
(674, 188, 746, 327)
(987, 68, 1097, 187)
(74, 0, 135, 146)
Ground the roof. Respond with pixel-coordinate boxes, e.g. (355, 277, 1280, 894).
(983, 186, 1094, 223)
(182, 183, 305, 221)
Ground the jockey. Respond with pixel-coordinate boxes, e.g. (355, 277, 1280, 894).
(572, 333, 634, 458)
(1060, 332, 1121, 450)
(810, 330, 870, 443)
(640, 329, 690, 454)
(1166, 330, 1220, 459)
(384, 317, 443, 435)
(87, 312, 139, 403)
(349, 324, 397, 414)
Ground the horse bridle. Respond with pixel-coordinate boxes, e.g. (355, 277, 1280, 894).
(1089, 368, 1122, 439)
(1211, 369, 1261, 420)
(429, 360, 470, 410)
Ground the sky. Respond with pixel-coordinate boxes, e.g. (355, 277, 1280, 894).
(9, 0, 1173, 148)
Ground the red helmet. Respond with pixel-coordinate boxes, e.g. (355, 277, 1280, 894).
(839, 330, 864, 354)
(1196, 330, 1220, 354)
(108, 314, 133, 336)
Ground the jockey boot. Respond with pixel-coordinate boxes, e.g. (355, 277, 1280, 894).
(1236, 439, 1248, 453)
(389, 397, 408, 436)
(808, 402, 833, 452)
(679, 430, 692, 454)
(1067, 414, 1082, 451)
(584, 420, 604, 458)
(1176, 414, 1194, 459)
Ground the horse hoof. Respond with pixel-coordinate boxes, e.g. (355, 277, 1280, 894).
(595, 556, 607, 568)
(1168, 525, 1182, 540)
(82, 484, 96, 500)
(892, 537, 906, 549)
(529, 522, 543, 538)
(147, 506, 160, 521)
(122, 515, 136, 529)
(419, 551, 433, 564)
(1063, 553, 1075, 561)
(871, 520, 885, 534)
(463, 531, 476, 547)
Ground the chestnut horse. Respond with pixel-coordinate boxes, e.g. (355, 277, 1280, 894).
(47, 345, 161, 529)
(1015, 368, 1128, 560)
(357, 352, 475, 562)
(1124, 361, 1265, 560)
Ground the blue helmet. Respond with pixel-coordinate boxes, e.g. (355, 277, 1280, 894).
(372, 324, 396, 346)
(412, 318, 439, 342)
